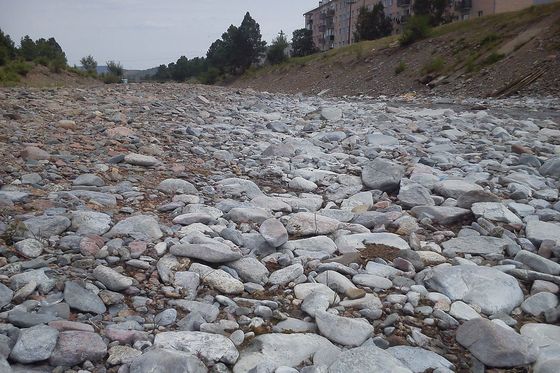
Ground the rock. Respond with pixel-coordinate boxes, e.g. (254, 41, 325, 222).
(456, 189, 501, 209)
(228, 207, 271, 224)
(442, 236, 508, 256)
(286, 236, 338, 255)
(521, 292, 559, 316)
(424, 265, 524, 315)
(155, 308, 178, 326)
(173, 213, 215, 225)
(352, 274, 392, 289)
(170, 243, 242, 263)
(71, 210, 112, 235)
(64, 281, 106, 314)
(0, 283, 13, 308)
(289, 177, 318, 192)
(158, 178, 198, 195)
(93, 265, 133, 291)
(315, 310, 373, 346)
(234, 333, 338, 373)
(154, 331, 239, 365)
(268, 264, 304, 286)
(228, 257, 269, 283)
(434, 180, 483, 199)
(216, 178, 263, 198)
(540, 157, 560, 179)
(336, 232, 410, 252)
(328, 345, 412, 373)
(107, 345, 142, 365)
(471, 202, 522, 225)
(10, 325, 58, 363)
(456, 318, 537, 367)
(10, 268, 56, 293)
(515, 250, 560, 275)
(367, 133, 399, 148)
(449, 301, 481, 321)
(259, 218, 288, 247)
(411, 206, 471, 224)
(302, 291, 332, 316)
(20, 146, 50, 161)
(129, 348, 207, 373)
(520, 323, 560, 373)
(526, 220, 560, 246)
(397, 183, 434, 208)
(21, 215, 71, 238)
(387, 346, 454, 373)
(14, 238, 43, 258)
(73, 173, 104, 187)
(190, 263, 244, 294)
(361, 158, 405, 192)
(124, 153, 160, 166)
(49, 331, 107, 366)
(286, 213, 340, 236)
(106, 215, 163, 241)
(320, 107, 343, 121)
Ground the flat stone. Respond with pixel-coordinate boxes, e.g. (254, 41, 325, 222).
(93, 265, 133, 291)
(14, 238, 43, 258)
(442, 236, 508, 256)
(71, 210, 112, 235)
(352, 274, 392, 289)
(515, 250, 560, 275)
(362, 158, 405, 192)
(285, 236, 337, 255)
(73, 173, 104, 187)
(172, 213, 215, 225)
(521, 292, 559, 316)
(0, 283, 14, 308)
(387, 346, 455, 373)
(397, 183, 434, 208)
(228, 257, 269, 283)
(411, 206, 471, 224)
(526, 220, 560, 246)
(170, 243, 242, 263)
(328, 345, 412, 373)
(190, 263, 244, 294)
(268, 264, 304, 286)
(158, 178, 198, 195)
(456, 318, 537, 367)
(234, 333, 338, 373)
(10, 268, 56, 293)
(124, 153, 160, 166)
(259, 218, 288, 248)
(64, 281, 106, 314)
(321, 107, 343, 121)
(520, 323, 560, 373)
(49, 331, 107, 366)
(471, 202, 523, 225)
(449, 301, 481, 321)
(21, 215, 71, 238)
(315, 310, 373, 346)
(434, 180, 483, 199)
(216, 178, 263, 198)
(424, 265, 524, 315)
(129, 348, 207, 373)
(106, 215, 163, 241)
(10, 325, 58, 363)
(228, 207, 272, 224)
(154, 331, 239, 365)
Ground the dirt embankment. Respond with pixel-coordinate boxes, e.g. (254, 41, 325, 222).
(230, 3, 560, 98)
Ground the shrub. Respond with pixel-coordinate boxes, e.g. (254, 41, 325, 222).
(102, 73, 121, 84)
(10, 60, 32, 76)
(48, 56, 66, 73)
(482, 52, 504, 66)
(400, 16, 431, 46)
(395, 61, 406, 75)
(422, 56, 445, 74)
(480, 33, 499, 46)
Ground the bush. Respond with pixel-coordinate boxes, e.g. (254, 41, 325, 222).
(482, 52, 504, 66)
(395, 61, 406, 75)
(399, 16, 431, 46)
(106, 60, 124, 77)
(422, 56, 445, 74)
(9, 60, 32, 76)
(102, 73, 121, 84)
(49, 57, 66, 73)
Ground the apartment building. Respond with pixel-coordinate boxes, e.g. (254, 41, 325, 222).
(304, 0, 558, 51)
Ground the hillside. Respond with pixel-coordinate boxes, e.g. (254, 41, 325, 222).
(230, 3, 560, 98)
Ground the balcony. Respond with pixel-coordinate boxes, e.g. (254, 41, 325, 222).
(397, 0, 411, 7)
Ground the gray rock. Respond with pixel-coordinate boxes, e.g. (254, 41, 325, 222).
(129, 348, 207, 373)
(456, 318, 537, 367)
(155, 309, 178, 326)
(268, 264, 304, 286)
(154, 331, 239, 365)
(286, 213, 340, 236)
(259, 218, 288, 248)
(71, 210, 112, 235)
(449, 301, 481, 321)
(352, 274, 392, 289)
(124, 153, 160, 167)
(173, 213, 215, 225)
(397, 183, 434, 208)
(228, 208, 272, 224)
(10, 325, 58, 363)
(228, 257, 269, 284)
(520, 323, 560, 373)
(367, 133, 399, 148)
(14, 238, 43, 258)
(362, 158, 405, 192)
(387, 346, 454, 373)
(73, 173, 104, 187)
(233, 333, 338, 373)
(515, 250, 560, 275)
(471, 202, 522, 225)
(521, 292, 559, 316)
(285, 236, 337, 255)
(411, 206, 471, 224)
(10, 268, 56, 293)
(67, 190, 117, 207)
(64, 281, 106, 314)
(49, 331, 107, 366)
(540, 157, 560, 179)
(456, 189, 501, 209)
(93, 265, 133, 291)
(216, 178, 263, 198)
(170, 243, 242, 263)
(328, 345, 412, 373)
(21, 215, 71, 238)
(434, 180, 483, 199)
(158, 178, 198, 195)
(320, 107, 343, 121)
(424, 265, 523, 315)
(442, 236, 508, 256)
(106, 215, 163, 241)
(315, 310, 373, 346)
(190, 263, 244, 294)
(302, 291, 332, 317)
(0, 283, 13, 308)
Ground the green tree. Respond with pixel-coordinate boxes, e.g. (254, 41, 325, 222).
(413, 0, 448, 26)
(80, 55, 97, 73)
(106, 60, 123, 76)
(291, 28, 317, 57)
(354, 4, 393, 42)
(235, 12, 267, 72)
(19, 35, 36, 61)
(0, 29, 16, 65)
(266, 31, 289, 65)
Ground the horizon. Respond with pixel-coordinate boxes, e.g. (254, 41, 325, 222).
(0, 0, 319, 70)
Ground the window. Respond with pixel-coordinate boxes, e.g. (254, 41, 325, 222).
(478, 10, 483, 17)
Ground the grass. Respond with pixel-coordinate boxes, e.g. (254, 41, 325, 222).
(395, 61, 406, 75)
(0, 60, 33, 85)
(422, 56, 445, 74)
(482, 52, 505, 66)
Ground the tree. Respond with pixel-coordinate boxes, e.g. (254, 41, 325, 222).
(266, 31, 289, 65)
(413, 0, 448, 26)
(106, 60, 123, 77)
(354, 4, 393, 42)
(235, 12, 267, 72)
(291, 28, 317, 57)
(0, 29, 16, 65)
(80, 55, 97, 73)
(19, 35, 36, 61)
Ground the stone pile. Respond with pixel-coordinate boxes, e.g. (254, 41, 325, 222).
(0, 84, 559, 372)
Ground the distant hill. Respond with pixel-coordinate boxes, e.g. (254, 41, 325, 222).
(95, 66, 158, 81)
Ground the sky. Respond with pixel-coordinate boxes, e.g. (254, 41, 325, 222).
(0, 0, 320, 70)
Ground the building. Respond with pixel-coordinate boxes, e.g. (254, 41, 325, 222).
(304, 0, 559, 51)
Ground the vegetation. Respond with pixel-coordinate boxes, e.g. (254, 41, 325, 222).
(354, 4, 393, 42)
(395, 61, 407, 75)
(399, 15, 431, 46)
(80, 55, 97, 73)
(422, 56, 445, 74)
(291, 28, 317, 57)
(267, 31, 289, 65)
(413, 0, 449, 26)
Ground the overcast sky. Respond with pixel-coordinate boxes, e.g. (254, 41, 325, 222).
(0, 0, 319, 70)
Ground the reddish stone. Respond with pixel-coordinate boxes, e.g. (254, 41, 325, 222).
(20, 146, 50, 161)
(48, 320, 95, 332)
(104, 328, 150, 344)
(49, 331, 107, 366)
(129, 240, 147, 258)
(511, 144, 534, 154)
(79, 235, 105, 256)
